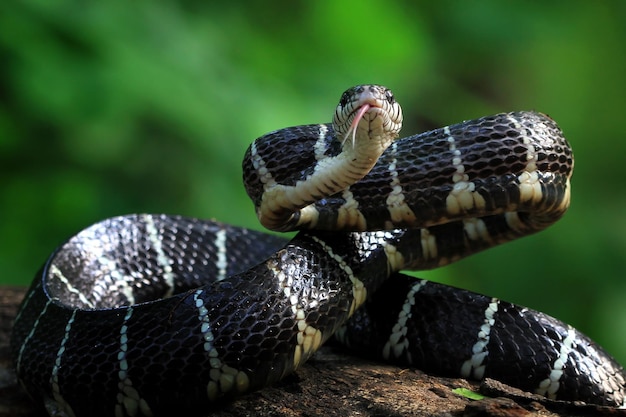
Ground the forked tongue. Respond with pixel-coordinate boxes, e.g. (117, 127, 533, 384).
(343, 103, 371, 147)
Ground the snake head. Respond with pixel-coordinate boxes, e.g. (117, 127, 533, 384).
(333, 84, 403, 151)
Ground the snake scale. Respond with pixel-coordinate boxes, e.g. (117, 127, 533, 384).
(11, 85, 626, 416)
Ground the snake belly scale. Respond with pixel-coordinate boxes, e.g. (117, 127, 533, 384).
(11, 85, 626, 417)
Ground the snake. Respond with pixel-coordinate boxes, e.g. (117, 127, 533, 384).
(11, 84, 626, 417)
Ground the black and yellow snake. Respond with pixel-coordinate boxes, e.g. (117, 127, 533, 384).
(11, 85, 625, 416)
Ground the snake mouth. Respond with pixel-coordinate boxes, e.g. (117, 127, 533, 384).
(343, 103, 371, 146)
(344, 100, 392, 147)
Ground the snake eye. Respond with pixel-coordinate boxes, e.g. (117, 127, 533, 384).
(385, 90, 395, 104)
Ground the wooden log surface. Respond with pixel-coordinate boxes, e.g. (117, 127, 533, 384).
(1, 286, 624, 417)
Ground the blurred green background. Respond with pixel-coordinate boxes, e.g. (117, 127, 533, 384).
(2, 1, 625, 364)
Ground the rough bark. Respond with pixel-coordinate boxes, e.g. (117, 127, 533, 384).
(1, 286, 623, 417)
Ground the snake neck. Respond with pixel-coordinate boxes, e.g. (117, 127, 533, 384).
(255, 84, 403, 232)
(258, 117, 398, 231)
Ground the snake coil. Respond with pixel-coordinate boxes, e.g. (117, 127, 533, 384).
(11, 85, 626, 417)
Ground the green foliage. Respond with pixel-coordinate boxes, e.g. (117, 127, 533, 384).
(1, 1, 625, 363)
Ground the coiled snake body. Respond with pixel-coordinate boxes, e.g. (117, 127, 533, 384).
(11, 85, 626, 416)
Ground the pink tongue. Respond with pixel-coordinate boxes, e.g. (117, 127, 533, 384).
(351, 104, 371, 131)
(346, 103, 371, 145)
